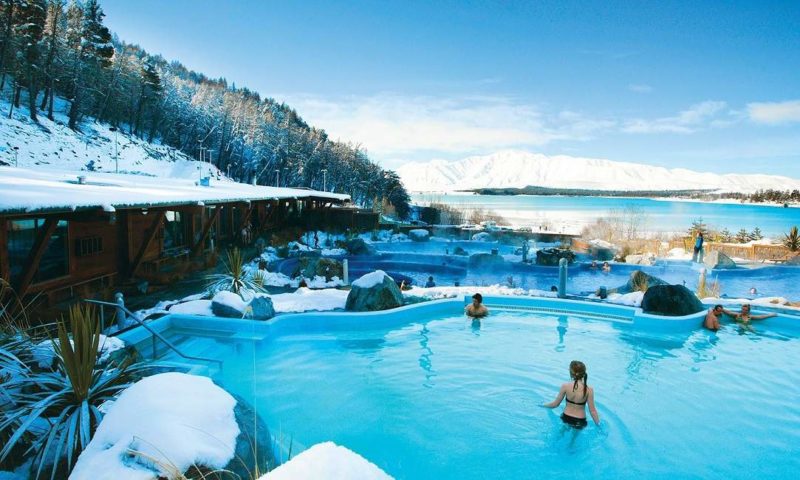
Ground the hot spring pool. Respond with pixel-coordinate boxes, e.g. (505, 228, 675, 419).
(132, 303, 800, 479)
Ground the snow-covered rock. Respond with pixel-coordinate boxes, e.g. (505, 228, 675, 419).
(471, 232, 493, 242)
(262, 442, 392, 480)
(268, 288, 349, 312)
(70, 373, 239, 480)
(211, 291, 249, 318)
(346, 271, 404, 311)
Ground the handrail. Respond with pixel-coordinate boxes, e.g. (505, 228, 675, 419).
(82, 299, 223, 370)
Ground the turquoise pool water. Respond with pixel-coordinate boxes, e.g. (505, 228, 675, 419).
(147, 306, 800, 479)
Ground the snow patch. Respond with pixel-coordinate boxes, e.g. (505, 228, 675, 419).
(267, 288, 349, 312)
(261, 442, 392, 480)
(70, 372, 239, 480)
(352, 270, 390, 289)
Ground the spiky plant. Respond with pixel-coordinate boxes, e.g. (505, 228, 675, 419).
(0, 304, 145, 479)
(207, 248, 267, 299)
(0, 278, 33, 333)
(784, 226, 800, 252)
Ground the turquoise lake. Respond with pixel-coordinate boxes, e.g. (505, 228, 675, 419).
(412, 193, 800, 237)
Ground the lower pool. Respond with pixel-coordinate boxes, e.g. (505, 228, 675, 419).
(145, 306, 799, 479)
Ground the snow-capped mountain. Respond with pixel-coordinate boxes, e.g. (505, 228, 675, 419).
(396, 150, 800, 193)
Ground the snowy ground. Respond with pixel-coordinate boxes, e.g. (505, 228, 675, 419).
(262, 442, 392, 480)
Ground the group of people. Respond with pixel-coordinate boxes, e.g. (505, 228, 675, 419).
(704, 303, 777, 330)
(589, 260, 611, 272)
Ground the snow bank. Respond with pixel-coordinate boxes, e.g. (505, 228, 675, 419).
(168, 299, 213, 316)
(212, 291, 248, 311)
(262, 442, 392, 480)
(352, 270, 390, 289)
(604, 291, 645, 307)
(408, 228, 429, 238)
(267, 288, 349, 312)
(70, 373, 239, 480)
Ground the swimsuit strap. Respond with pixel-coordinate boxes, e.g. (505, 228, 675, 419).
(565, 396, 587, 406)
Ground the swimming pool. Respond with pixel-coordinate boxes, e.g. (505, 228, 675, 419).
(121, 299, 800, 479)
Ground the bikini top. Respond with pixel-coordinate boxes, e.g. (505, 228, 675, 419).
(565, 394, 587, 406)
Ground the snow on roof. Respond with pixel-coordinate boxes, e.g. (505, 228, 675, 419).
(0, 167, 349, 215)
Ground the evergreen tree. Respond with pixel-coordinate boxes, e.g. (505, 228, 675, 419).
(735, 228, 750, 243)
(67, 0, 112, 129)
(15, 0, 47, 121)
(750, 227, 763, 241)
(688, 218, 707, 237)
(719, 228, 733, 243)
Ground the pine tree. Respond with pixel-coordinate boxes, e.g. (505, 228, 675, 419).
(719, 228, 733, 243)
(735, 228, 750, 243)
(15, 0, 47, 121)
(688, 218, 707, 237)
(750, 227, 763, 241)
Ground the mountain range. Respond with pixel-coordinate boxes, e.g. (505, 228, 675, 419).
(396, 151, 800, 193)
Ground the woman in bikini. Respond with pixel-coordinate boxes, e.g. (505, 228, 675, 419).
(542, 360, 600, 429)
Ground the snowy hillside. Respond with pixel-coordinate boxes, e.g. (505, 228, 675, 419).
(397, 150, 800, 193)
(0, 96, 222, 180)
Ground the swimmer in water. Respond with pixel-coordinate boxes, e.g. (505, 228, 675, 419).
(542, 360, 600, 429)
(465, 293, 489, 318)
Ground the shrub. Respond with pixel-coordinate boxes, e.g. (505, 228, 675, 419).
(784, 226, 800, 252)
(207, 248, 267, 299)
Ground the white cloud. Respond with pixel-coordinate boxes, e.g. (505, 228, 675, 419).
(628, 84, 653, 94)
(622, 100, 729, 134)
(747, 100, 800, 124)
(278, 93, 610, 158)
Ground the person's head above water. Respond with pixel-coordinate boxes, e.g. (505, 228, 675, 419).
(569, 360, 588, 397)
(550, 285, 558, 292)
(472, 293, 483, 305)
(713, 304, 724, 314)
(428, 276, 434, 281)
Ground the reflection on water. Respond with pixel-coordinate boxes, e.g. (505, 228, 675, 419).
(418, 325, 436, 388)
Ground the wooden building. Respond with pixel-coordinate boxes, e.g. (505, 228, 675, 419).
(0, 167, 373, 303)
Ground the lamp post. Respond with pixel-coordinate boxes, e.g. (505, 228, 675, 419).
(109, 127, 118, 173)
(12, 146, 19, 167)
(322, 168, 328, 191)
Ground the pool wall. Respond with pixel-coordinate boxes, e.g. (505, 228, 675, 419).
(119, 296, 715, 351)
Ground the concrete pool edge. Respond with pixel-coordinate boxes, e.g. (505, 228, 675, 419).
(118, 296, 716, 349)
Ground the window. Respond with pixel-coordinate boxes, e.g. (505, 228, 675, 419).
(7, 219, 69, 285)
(163, 211, 188, 250)
(75, 236, 103, 257)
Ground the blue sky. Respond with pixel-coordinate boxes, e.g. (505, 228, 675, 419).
(102, 0, 800, 176)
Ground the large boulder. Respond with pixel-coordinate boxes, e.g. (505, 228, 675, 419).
(71, 373, 240, 480)
(535, 248, 576, 266)
(703, 250, 737, 270)
(613, 270, 669, 294)
(344, 238, 375, 256)
(468, 252, 506, 269)
(345, 270, 404, 311)
(211, 291, 248, 318)
(249, 296, 275, 320)
(641, 284, 705, 316)
(453, 246, 468, 256)
(408, 229, 430, 242)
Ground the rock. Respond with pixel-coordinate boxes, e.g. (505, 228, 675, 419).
(613, 270, 669, 294)
(535, 248, 576, 266)
(344, 238, 375, 255)
(468, 252, 506, 269)
(453, 246, 468, 256)
(293, 257, 344, 281)
(248, 296, 275, 320)
(703, 250, 737, 269)
(211, 291, 248, 318)
(641, 284, 705, 316)
(625, 254, 655, 266)
(219, 396, 277, 479)
(471, 232, 493, 242)
(345, 271, 404, 311)
(408, 229, 430, 242)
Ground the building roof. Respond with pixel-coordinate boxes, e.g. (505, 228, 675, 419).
(0, 167, 350, 215)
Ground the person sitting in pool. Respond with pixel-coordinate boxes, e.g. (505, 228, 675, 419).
(589, 260, 598, 270)
(601, 261, 611, 273)
(704, 304, 736, 331)
(542, 360, 600, 429)
(465, 293, 489, 318)
(425, 276, 436, 288)
(733, 304, 777, 324)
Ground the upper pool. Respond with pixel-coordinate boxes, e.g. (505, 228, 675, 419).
(123, 299, 800, 479)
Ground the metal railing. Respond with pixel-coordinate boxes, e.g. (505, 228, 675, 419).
(83, 299, 223, 370)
